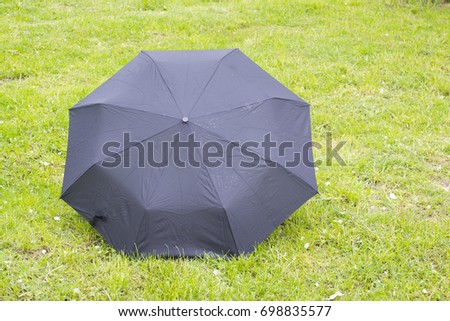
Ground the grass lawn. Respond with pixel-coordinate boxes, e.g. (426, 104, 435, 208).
(1, 0, 449, 300)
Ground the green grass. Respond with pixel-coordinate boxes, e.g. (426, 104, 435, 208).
(1, 0, 449, 300)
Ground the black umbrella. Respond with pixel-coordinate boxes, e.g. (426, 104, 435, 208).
(61, 49, 317, 257)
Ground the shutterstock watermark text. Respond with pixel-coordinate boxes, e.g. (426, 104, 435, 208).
(101, 132, 346, 169)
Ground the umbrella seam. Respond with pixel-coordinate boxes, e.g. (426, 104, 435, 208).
(133, 143, 176, 251)
(140, 51, 184, 117)
(186, 48, 239, 117)
(190, 97, 309, 121)
(194, 100, 310, 140)
(203, 165, 240, 256)
(217, 155, 280, 249)
(70, 103, 180, 121)
(191, 133, 239, 255)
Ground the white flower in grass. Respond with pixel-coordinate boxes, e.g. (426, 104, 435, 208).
(389, 192, 397, 200)
(328, 291, 344, 300)
(422, 289, 428, 294)
(54, 216, 60, 221)
(304, 243, 310, 249)
(213, 269, 220, 276)
(315, 282, 319, 287)
(41, 249, 47, 255)
(325, 181, 330, 186)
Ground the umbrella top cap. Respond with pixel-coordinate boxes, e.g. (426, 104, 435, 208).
(182, 116, 189, 123)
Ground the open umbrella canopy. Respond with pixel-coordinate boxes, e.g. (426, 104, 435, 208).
(61, 49, 317, 257)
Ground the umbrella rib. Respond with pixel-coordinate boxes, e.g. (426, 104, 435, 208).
(190, 97, 309, 121)
(98, 122, 181, 163)
(71, 103, 180, 121)
(203, 166, 239, 256)
(191, 138, 239, 255)
(133, 141, 176, 250)
(186, 48, 239, 117)
(189, 122, 318, 194)
(192, 99, 310, 141)
(141, 51, 184, 117)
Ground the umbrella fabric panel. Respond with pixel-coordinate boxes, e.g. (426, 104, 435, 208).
(62, 104, 179, 194)
(136, 207, 236, 257)
(141, 49, 235, 116)
(72, 53, 181, 117)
